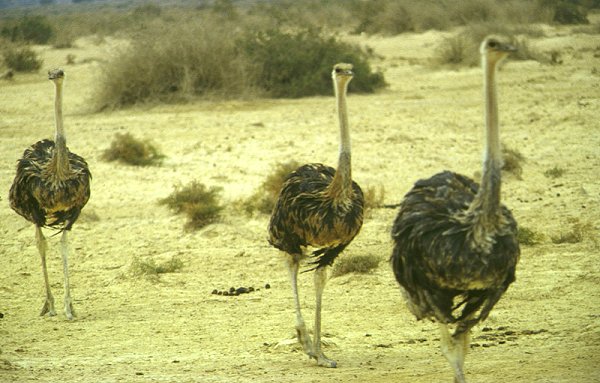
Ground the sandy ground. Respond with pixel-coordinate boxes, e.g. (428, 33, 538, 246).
(1, 24, 599, 383)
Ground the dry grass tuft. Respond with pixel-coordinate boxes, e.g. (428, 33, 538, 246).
(331, 254, 381, 277)
(544, 166, 566, 179)
(364, 185, 385, 210)
(517, 226, 544, 246)
(159, 181, 224, 230)
(551, 220, 594, 244)
(502, 145, 525, 179)
(101, 132, 164, 166)
(242, 160, 300, 215)
(128, 256, 184, 281)
(432, 23, 546, 67)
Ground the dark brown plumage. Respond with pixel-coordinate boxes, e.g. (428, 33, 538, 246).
(9, 69, 91, 320)
(268, 63, 363, 367)
(391, 37, 520, 383)
(269, 163, 363, 270)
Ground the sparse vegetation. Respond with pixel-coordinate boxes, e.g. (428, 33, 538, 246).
(364, 185, 385, 210)
(544, 166, 566, 179)
(101, 132, 165, 166)
(0, 15, 54, 44)
(433, 24, 546, 67)
(128, 256, 184, 281)
(159, 181, 224, 230)
(502, 145, 525, 179)
(331, 254, 381, 277)
(351, 0, 558, 36)
(2, 46, 42, 72)
(94, 18, 256, 110)
(94, 23, 385, 109)
(518, 226, 544, 246)
(551, 220, 594, 244)
(545, 0, 590, 24)
(242, 160, 300, 215)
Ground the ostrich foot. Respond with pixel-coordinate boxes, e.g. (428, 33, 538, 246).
(40, 298, 56, 317)
(64, 298, 75, 320)
(315, 352, 337, 368)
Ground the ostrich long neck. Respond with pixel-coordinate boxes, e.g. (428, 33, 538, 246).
(470, 56, 502, 226)
(328, 79, 353, 201)
(52, 81, 71, 179)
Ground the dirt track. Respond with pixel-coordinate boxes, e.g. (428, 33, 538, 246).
(1, 25, 599, 383)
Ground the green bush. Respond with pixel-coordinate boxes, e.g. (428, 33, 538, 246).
(159, 181, 224, 231)
(542, 0, 589, 24)
(3, 46, 42, 72)
(239, 28, 386, 98)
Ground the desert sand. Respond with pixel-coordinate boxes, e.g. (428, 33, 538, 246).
(1, 24, 599, 383)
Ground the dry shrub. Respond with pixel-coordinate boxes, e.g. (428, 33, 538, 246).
(2, 46, 43, 72)
(551, 220, 594, 244)
(94, 18, 255, 110)
(364, 185, 385, 210)
(352, 0, 552, 35)
(433, 23, 546, 67)
(101, 132, 164, 166)
(243, 160, 300, 215)
(434, 34, 473, 66)
(128, 256, 184, 281)
(159, 181, 224, 231)
(502, 145, 525, 179)
(331, 254, 381, 277)
(0, 15, 54, 44)
(544, 166, 566, 179)
(518, 226, 544, 246)
(546, 0, 590, 24)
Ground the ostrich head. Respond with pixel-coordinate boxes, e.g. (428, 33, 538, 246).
(332, 63, 353, 88)
(480, 36, 516, 65)
(48, 68, 65, 84)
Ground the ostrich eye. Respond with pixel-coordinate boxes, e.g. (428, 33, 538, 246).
(488, 40, 498, 48)
(335, 68, 342, 73)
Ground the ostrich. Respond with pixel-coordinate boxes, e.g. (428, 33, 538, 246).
(268, 63, 364, 368)
(390, 37, 520, 382)
(9, 68, 91, 320)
